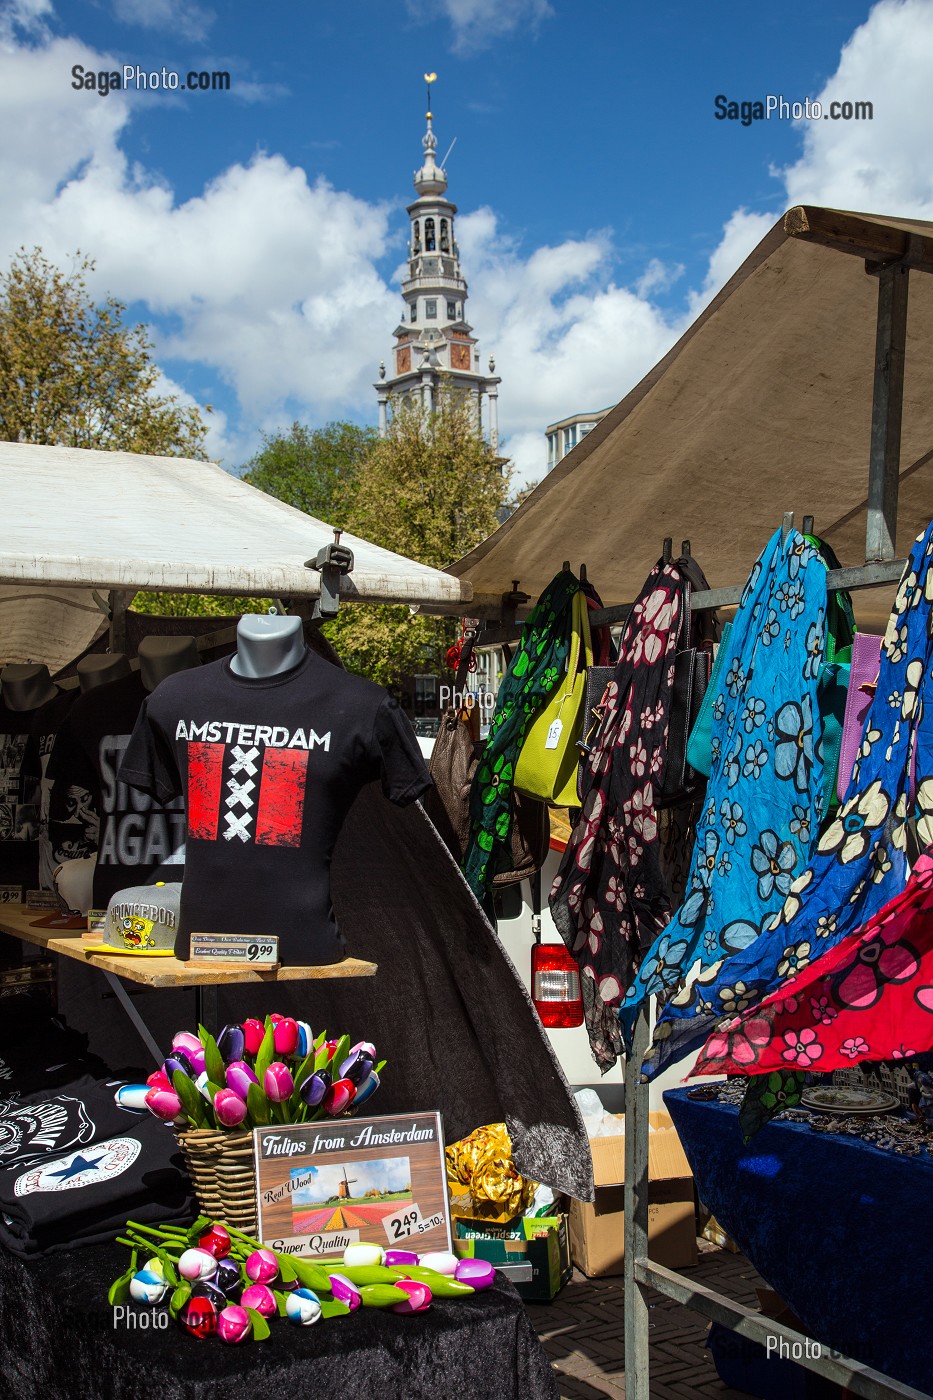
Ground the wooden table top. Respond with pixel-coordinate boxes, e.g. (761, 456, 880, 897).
(0, 905, 377, 988)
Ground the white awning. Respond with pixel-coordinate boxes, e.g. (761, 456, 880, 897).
(0, 442, 471, 669)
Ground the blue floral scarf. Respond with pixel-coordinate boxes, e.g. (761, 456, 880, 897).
(618, 528, 828, 1069)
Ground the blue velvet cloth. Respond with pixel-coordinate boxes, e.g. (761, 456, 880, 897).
(665, 1087, 933, 1394)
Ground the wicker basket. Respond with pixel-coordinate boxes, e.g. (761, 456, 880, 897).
(176, 1128, 258, 1233)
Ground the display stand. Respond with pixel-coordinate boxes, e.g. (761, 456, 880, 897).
(0, 904, 376, 1065)
(615, 229, 930, 1400)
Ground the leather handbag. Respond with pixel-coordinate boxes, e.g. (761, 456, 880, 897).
(514, 588, 593, 807)
(656, 578, 712, 809)
(424, 638, 549, 887)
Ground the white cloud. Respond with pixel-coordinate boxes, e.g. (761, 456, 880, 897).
(110, 0, 214, 43)
(780, 0, 933, 215)
(411, 0, 553, 53)
(3, 0, 933, 494)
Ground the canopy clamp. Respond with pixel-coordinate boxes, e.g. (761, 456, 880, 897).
(305, 529, 355, 620)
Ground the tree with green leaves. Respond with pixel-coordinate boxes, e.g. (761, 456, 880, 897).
(241, 420, 374, 525)
(0, 247, 207, 456)
(330, 387, 511, 687)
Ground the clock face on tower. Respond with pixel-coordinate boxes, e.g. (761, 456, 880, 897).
(396, 346, 412, 374)
(450, 342, 471, 371)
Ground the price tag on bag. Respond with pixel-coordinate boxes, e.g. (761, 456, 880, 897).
(545, 718, 563, 750)
(187, 932, 279, 967)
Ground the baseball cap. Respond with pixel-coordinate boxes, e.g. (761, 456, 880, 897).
(84, 882, 180, 957)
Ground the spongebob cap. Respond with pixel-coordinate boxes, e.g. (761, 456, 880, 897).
(85, 882, 180, 957)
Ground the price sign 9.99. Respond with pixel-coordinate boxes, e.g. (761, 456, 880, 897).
(188, 932, 280, 967)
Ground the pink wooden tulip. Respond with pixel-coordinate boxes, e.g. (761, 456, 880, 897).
(392, 1279, 432, 1314)
(217, 1303, 252, 1344)
(264, 1062, 294, 1102)
(144, 1086, 183, 1123)
(245, 1248, 279, 1284)
(198, 1224, 232, 1259)
(172, 1031, 203, 1057)
(145, 1069, 172, 1091)
(213, 1089, 248, 1127)
(273, 1017, 299, 1056)
(322, 1078, 356, 1115)
(242, 1018, 265, 1056)
(178, 1247, 220, 1282)
(240, 1282, 276, 1317)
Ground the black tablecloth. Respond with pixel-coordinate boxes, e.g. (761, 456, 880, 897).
(0, 1240, 558, 1400)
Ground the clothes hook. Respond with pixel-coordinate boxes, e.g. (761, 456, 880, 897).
(781, 511, 794, 540)
(580, 563, 588, 583)
(802, 515, 814, 537)
(562, 560, 571, 572)
(681, 539, 691, 558)
(662, 537, 673, 564)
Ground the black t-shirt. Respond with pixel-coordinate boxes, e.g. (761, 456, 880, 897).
(0, 689, 79, 895)
(47, 673, 186, 907)
(119, 649, 431, 964)
(20, 687, 87, 890)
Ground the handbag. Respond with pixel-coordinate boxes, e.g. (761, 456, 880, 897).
(424, 638, 549, 887)
(515, 587, 592, 807)
(836, 633, 882, 804)
(656, 577, 712, 809)
(685, 622, 733, 778)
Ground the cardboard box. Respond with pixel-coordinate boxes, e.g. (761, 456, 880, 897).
(568, 1111, 697, 1277)
(456, 1213, 573, 1302)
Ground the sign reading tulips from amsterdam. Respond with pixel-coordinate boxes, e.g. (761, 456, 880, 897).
(253, 1112, 452, 1259)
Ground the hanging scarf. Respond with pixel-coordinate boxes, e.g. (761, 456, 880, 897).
(617, 529, 827, 1071)
(550, 561, 686, 1071)
(692, 520, 933, 1079)
(463, 569, 579, 896)
(691, 852, 933, 1079)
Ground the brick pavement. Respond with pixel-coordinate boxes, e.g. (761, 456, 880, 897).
(526, 1243, 764, 1399)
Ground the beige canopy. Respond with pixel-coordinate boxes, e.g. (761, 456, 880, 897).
(0, 442, 471, 670)
(454, 208, 933, 627)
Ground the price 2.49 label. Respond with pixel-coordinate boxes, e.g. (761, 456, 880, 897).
(383, 1203, 444, 1243)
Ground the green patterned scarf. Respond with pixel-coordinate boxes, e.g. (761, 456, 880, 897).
(463, 569, 580, 896)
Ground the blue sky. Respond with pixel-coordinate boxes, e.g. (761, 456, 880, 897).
(2, 0, 930, 482)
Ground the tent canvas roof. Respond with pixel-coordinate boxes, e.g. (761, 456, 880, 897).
(0, 442, 470, 669)
(453, 207, 933, 627)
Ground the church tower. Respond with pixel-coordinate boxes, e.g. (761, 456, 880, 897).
(376, 77, 500, 447)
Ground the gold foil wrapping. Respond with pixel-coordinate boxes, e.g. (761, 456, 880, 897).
(446, 1122, 537, 1217)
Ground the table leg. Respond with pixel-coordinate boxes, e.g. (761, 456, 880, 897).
(102, 971, 164, 1067)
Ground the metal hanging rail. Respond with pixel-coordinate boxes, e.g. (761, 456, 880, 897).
(622, 250, 932, 1399)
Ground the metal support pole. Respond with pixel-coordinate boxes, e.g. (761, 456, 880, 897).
(102, 971, 163, 1066)
(108, 589, 130, 655)
(865, 260, 910, 562)
(623, 1001, 653, 1400)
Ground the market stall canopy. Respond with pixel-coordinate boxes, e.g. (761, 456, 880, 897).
(0, 442, 471, 669)
(453, 207, 933, 627)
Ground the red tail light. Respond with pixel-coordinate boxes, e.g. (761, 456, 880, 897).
(532, 944, 584, 1027)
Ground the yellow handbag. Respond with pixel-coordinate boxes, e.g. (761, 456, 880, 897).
(514, 587, 593, 807)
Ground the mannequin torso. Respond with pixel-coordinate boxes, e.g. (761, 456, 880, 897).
(230, 615, 306, 679)
(1, 664, 58, 712)
(138, 636, 200, 693)
(77, 654, 131, 693)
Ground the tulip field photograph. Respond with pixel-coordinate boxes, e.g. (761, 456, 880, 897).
(291, 1158, 413, 1234)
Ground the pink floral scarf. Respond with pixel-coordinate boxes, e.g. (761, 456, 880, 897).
(550, 562, 688, 1070)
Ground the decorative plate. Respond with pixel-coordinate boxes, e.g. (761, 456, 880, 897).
(800, 1086, 899, 1116)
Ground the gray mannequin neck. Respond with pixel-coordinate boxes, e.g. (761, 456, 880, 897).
(77, 654, 131, 693)
(230, 616, 306, 679)
(138, 636, 201, 693)
(1, 664, 58, 711)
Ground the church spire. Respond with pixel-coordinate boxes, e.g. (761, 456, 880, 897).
(375, 74, 501, 447)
